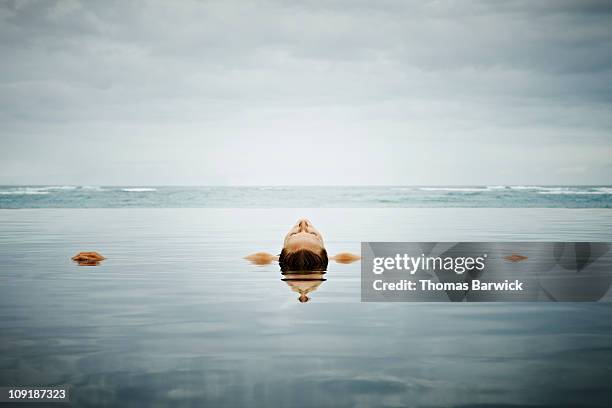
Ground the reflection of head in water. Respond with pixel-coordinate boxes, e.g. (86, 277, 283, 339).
(280, 218, 328, 272)
(282, 271, 326, 303)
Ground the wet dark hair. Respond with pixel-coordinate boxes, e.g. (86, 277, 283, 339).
(279, 248, 328, 272)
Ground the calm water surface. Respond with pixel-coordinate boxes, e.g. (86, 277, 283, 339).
(1, 208, 612, 407)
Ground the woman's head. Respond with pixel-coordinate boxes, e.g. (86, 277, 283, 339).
(279, 218, 328, 271)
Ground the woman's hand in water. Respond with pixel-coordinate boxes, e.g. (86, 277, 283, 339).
(244, 252, 279, 265)
(331, 252, 361, 264)
(72, 251, 105, 261)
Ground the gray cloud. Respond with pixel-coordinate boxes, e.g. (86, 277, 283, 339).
(0, 0, 611, 185)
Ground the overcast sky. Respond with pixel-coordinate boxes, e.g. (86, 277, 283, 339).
(0, 0, 611, 185)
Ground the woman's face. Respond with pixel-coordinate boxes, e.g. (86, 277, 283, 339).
(283, 218, 325, 253)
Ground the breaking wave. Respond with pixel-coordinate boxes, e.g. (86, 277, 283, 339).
(419, 187, 488, 192)
(538, 189, 612, 195)
(121, 188, 157, 192)
(0, 190, 50, 195)
(36, 186, 78, 191)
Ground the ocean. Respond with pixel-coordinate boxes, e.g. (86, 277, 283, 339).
(0, 185, 611, 208)
(1, 193, 612, 406)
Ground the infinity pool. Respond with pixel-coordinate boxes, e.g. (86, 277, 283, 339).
(1, 208, 611, 407)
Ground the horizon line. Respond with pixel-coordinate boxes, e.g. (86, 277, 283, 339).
(1, 184, 611, 188)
